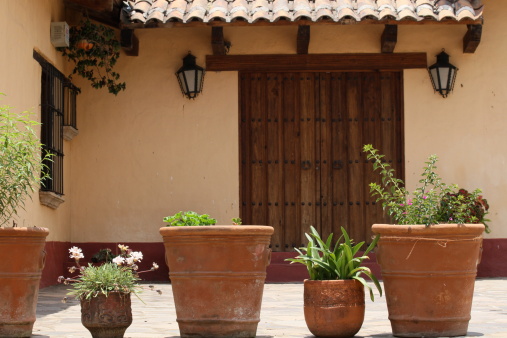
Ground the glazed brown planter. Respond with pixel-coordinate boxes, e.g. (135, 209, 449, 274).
(0, 227, 49, 337)
(81, 292, 133, 338)
(304, 279, 365, 338)
(372, 223, 485, 337)
(160, 225, 274, 338)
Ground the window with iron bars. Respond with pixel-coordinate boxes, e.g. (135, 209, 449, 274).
(33, 50, 78, 196)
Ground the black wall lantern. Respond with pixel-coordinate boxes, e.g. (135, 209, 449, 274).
(176, 52, 205, 99)
(428, 50, 458, 98)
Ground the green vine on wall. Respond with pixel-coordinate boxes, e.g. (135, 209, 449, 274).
(57, 19, 126, 95)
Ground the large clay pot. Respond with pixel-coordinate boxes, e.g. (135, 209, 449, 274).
(304, 279, 365, 338)
(81, 292, 133, 338)
(0, 227, 48, 337)
(160, 225, 274, 338)
(372, 223, 484, 337)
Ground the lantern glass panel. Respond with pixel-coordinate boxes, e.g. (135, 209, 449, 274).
(184, 70, 196, 93)
(439, 67, 451, 90)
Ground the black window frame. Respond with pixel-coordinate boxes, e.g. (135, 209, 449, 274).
(33, 50, 78, 196)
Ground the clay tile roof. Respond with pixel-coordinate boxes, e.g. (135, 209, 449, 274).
(121, 0, 483, 25)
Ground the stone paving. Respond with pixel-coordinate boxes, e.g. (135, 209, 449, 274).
(33, 278, 507, 337)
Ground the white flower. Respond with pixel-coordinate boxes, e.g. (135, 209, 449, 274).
(152, 262, 159, 270)
(130, 251, 143, 262)
(69, 246, 84, 259)
(125, 256, 135, 266)
(112, 256, 125, 265)
(118, 244, 129, 252)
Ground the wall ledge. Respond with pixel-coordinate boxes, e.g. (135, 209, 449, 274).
(39, 191, 65, 209)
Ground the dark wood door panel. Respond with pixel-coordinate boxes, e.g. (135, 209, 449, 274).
(240, 71, 403, 251)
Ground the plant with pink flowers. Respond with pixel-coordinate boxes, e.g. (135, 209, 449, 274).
(363, 144, 489, 231)
(59, 245, 159, 300)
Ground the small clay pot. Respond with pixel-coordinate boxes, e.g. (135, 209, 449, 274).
(81, 292, 132, 338)
(304, 279, 365, 338)
(76, 39, 94, 51)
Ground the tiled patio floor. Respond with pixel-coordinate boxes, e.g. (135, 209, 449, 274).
(33, 278, 507, 337)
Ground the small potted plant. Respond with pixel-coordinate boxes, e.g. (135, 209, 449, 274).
(59, 245, 159, 338)
(159, 211, 274, 337)
(0, 96, 52, 337)
(363, 144, 488, 337)
(286, 226, 382, 338)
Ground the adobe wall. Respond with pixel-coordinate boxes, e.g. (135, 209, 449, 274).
(0, 0, 71, 242)
(70, 2, 506, 242)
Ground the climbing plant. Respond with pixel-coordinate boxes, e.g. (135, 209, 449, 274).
(58, 19, 126, 95)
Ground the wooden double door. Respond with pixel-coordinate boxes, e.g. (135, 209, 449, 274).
(239, 71, 404, 251)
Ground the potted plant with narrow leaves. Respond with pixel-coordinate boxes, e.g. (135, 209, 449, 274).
(0, 97, 52, 337)
(159, 211, 273, 337)
(363, 144, 489, 337)
(59, 245, 159, 338)
(286, 226, 382, 338)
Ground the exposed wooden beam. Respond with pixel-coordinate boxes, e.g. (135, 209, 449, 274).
(65, 0, 113, 12)
(463, 24, 482, 53)
(120, 29, 139, 56)
(297, 25, 310, 54)
(64, 0, 120, 28)
(212, 27, 227, 55)
(381, 25, 397, 53)
(206, 53, 427, 72)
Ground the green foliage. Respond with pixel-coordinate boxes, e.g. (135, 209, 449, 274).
(57, 19, 126, 95)
(0, 98, 52, 226)
(363, 144, 490, 232)
(232, 217, 242, 225)
(68, 263, 141, 300)
(163, 211, 217, 226)
(286, 226, 382, 301)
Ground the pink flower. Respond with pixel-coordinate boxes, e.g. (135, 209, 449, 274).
(422, 196, 428, 200)
(399, 203, 404, 206)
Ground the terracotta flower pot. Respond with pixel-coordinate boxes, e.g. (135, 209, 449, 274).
(304, 279, 365, 338)
(76, 39, 94, 51)
(160, 225, 274, 338)
(81, 292, 133, 338)
(372, 223, 484, 337)
(0, 227, 48, 337)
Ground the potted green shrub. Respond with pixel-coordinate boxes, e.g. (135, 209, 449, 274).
(286, 226, 382, 338)
(0, 97, 52, 337)
(59, 245, 159, 338)
(159, 211, 274, 337)
(363, 144, 488, 337)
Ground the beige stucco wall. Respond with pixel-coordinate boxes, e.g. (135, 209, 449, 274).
(66, 1, 506, 241)
(0, 0, 71, 241)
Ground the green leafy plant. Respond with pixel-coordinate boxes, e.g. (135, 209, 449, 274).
(163, 211, 217, 226)
(232, 217, 242, 225)
(0, 96, 52, 226)
(363, 144, 490, 232)
(286, 226, 382, 301)
(59, 245, 159, 300)
(57, 19, 125, 95)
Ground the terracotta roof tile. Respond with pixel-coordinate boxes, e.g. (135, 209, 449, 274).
(122, 0, 483, 25)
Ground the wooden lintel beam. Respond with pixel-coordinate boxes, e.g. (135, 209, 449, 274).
(64, 0, 113, 12)
(381, 25, 397, 53)
(463, 24, 482, 53)
(120, 29, 139, 56)
(297, 25, 310, 54)
(212, 27, 226, 55)
(206, 53, 427, 72)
